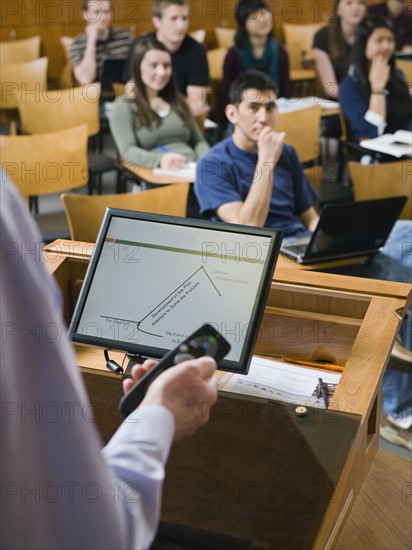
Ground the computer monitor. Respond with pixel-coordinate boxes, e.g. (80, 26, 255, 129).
(68, 209, 283, 374)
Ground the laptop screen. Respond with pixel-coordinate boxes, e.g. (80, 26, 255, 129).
(101, 58, 126, 92)
(68, 210, 283, 374)
(299, 197, 407, 263)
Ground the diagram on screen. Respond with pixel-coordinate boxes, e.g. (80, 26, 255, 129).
(77, 228, 267, 356)
(100, 265, 222, 339)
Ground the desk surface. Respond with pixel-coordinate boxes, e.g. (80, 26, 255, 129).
(123, 162, 193, 185)
(276, 252, 372, 272)
(277, 96, 340, 117)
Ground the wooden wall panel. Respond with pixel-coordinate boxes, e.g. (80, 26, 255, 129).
(1, 0, 411, 84)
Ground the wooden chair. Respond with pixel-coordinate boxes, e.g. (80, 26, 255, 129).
(189, 29, 206, 44)
(60, 36, 75, 88)
(206, 48, 227, 124)
(0, 125, 89, 206)
(61, 183, 191, 242)
(214, 27, 235, 49)
(348, 161, 412, 220)
(17, 83, 100, 135)
(0, 57, 48, 111)
(0, 36, 41, 64)
(282, 23, 324, 95)
(16, 83, 119, 194)
(276, 105, 323, 192)
(282, 23, 324, 67)
(111, 82, 145, 99)
(207, 48, 227, 81)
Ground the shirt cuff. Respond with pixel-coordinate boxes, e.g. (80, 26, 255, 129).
(364, 110, 386, 135)
(103, 404, 175, 465)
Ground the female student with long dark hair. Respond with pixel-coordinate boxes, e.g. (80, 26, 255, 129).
(221, 0, 290, 127)
(110, 37, 209, 170)
(340, 16, 412, 451)
(339, 15, 412, 141)
(313, 0, 367, 99)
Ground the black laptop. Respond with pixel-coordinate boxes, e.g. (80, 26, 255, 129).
(281, 196, 407, 264)
(100, 58, 126, 95)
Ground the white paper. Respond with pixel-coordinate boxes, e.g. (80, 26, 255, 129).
(360, 130, 412, 158)
(153, 162, 196, 180)
(276, 96, 339, 113)
(219, 356, 341, 408)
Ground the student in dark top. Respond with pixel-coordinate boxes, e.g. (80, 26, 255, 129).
(221, 0, 290, 128)
(368, 0, 412, 51)
(123, 0, 210, 117)
(313, 0, 367, 99)
(340, 16, 412, 141)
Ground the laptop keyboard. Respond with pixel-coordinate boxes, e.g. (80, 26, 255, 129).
(281, 236, 311, 255)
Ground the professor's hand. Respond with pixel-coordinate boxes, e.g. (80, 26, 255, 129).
(122, 359, 158, 394)
(142, 357, 218, 440)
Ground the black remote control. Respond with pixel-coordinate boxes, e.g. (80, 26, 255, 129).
(119, 324, 231, 417)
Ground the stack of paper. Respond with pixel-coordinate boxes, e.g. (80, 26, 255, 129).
(360, 130, 412, 158)
(153, 161, 196, 180)
(219, 356, 341, 408)
(276, 96, 339, 113)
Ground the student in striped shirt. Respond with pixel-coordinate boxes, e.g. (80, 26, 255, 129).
(70, 0, 132, 85)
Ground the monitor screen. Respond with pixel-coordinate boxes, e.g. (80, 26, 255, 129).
(68, 209, 283, 374)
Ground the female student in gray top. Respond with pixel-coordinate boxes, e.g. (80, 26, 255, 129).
(110, 37, 209, 170)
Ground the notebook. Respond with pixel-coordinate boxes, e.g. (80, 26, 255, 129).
(153, 161, 196, 180)
(360, 130, 412, 158)
(281, 197, 407, 264)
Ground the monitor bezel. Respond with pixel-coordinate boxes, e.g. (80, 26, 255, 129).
(68, 208, 283, 375)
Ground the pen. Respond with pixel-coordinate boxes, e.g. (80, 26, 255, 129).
(156, 144, 171, 153)
(281, 357, 344, 373)
(318, 378, 329, 410)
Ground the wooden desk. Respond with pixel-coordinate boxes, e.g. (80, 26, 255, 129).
(289, 69, 317, 97)
(277, 252, 372, 272)
(277, 96, 340, 118)
(122, 161, 193, 187)
(290, 68, 317, 84)
(43, 240, 411, 549)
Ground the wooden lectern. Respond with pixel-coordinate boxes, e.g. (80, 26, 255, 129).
(44, 240, 411, 549)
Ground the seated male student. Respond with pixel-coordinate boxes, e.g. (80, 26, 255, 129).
(195, 70, 320, 238)
(70, 0, 132, 85)
(195, 70, 412, 450)
(123, 0, 210, 117)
